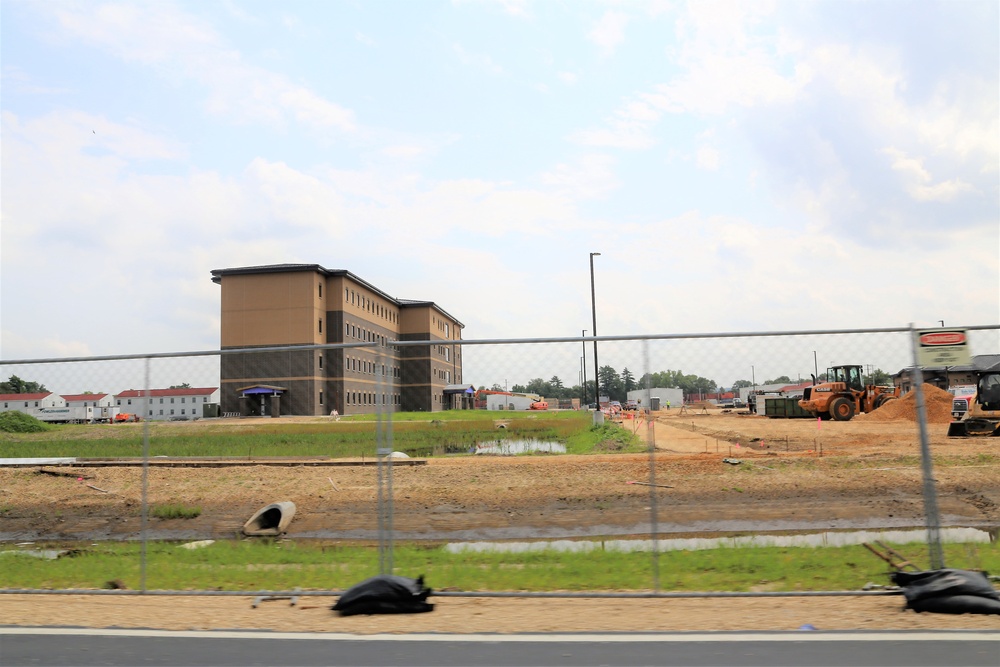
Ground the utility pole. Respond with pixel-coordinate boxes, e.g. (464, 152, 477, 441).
(589, 253, 601, 407)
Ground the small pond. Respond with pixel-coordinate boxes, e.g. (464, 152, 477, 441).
(474, 440, 566, 455)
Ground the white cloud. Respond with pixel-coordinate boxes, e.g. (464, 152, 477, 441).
(382, 144, 427, 159)
(569, 97, 660, 149)
(452, 0, 533, 19)
(540, 154, 620, 199)
(587, 11, 629, 57)
(883, 148, 975, 202)
(45, 3, 357, 134)
(496, 0, 532, 18)
(696, 145, 720, 170)
(453, 43, 505, 75)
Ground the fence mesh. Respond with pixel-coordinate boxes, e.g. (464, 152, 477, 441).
(1, 324, 998, 593)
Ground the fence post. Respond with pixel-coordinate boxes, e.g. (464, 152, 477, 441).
(909, 324, 945, 570)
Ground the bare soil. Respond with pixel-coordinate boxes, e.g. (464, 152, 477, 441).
(2, 389, 999, 632)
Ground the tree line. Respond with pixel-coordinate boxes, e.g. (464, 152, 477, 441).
(485, 366, 893, 404)
(485, 367, 720, 404)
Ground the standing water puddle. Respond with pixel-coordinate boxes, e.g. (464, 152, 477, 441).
(475, 440, 566, 455)
(445, 527, 994, 553)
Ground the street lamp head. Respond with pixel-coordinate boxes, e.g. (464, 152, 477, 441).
(590, 252, 601, 258)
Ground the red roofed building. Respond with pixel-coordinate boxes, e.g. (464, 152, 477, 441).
(0, 392, 64, 413)
(62, 393, 114, 409)
(114, 387, 220, 421)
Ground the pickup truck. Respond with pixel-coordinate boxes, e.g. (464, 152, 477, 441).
(950, 385, 978, 419)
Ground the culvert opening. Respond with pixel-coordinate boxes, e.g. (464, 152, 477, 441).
(242, 501, 296, 537)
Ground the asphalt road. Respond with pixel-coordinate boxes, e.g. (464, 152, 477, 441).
(1, 629, 998, 667)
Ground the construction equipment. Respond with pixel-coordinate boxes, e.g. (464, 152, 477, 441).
(947, 369, 1000, 437)
(798, 364, 899, 421)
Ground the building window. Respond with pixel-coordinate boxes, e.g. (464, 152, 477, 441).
(171, 398, 175, 404)
(319, 355, 323, 369)
(318, 283, 322, 298)
(319, 318, 323, 333)
(181, 397, 186, 403)
(319, 391, 324, 405)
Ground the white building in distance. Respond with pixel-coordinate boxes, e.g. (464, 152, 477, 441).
(115, 387, 220, 421)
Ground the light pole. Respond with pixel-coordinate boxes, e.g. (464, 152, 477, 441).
(581, 329, 588, 407)
(589, 253, 601, 408)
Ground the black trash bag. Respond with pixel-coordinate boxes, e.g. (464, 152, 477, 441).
(332, 574, 434, 616)
(891, 568, 1000, 615)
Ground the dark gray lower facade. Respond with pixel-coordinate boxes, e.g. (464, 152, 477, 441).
(220, 342, 451, 416)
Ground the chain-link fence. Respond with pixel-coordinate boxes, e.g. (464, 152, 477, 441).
(1, 324, 998, 595)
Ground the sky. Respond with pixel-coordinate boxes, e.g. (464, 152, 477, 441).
(1, 0, 999, 391)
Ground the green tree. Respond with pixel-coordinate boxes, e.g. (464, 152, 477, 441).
(169, 383, 192, 389)
(524, 378, 550, 396)
(598, 365, 625, 402)
(0, 375, 48, 394)
(633, 369, 716, 400)
(763, 375, 792, 385)
(864, 368, 892, 386)
(621, 368, 635, 394)
(731, 379, 754, 390)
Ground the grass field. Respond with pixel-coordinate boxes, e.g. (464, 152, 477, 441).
(0, 411, 644, 458)
(2, 539, 996, 593)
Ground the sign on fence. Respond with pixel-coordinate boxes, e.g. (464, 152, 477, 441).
(915, 329, 971, 367)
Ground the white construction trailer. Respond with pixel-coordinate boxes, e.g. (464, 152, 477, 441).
(28, 406, 120, 423)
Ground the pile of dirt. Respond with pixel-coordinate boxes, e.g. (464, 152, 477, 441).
(858, 383, 954, 423)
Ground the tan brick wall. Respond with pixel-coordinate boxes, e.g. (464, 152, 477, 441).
(220, 272, 325, 347)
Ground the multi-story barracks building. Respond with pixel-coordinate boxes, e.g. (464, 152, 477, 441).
(211, 264, 466, 417)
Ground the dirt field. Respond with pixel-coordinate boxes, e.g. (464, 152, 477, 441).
(2, 387, 999, 632)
